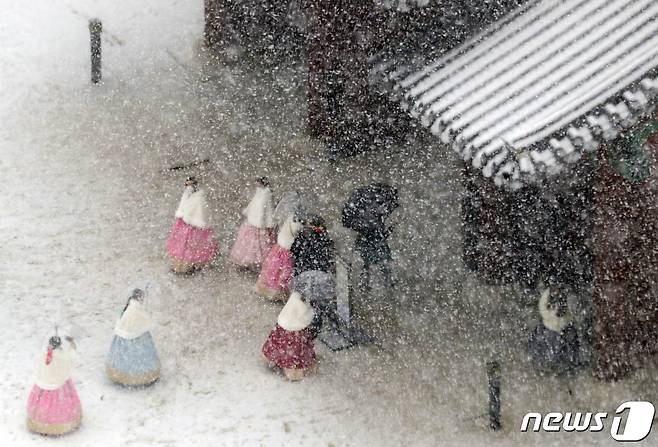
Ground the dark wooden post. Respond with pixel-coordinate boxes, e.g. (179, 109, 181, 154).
(592, 121, 658, 380)
(487, 359, 502, 431)
(307, 0, 333, 138)
(204, 0, 217, 48)
(204, 0, 229, 51)
(307, 1, 375, 153)
(89, 19, 102, 84)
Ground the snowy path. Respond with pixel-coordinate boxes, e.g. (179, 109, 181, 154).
(1, 1, 657, 446)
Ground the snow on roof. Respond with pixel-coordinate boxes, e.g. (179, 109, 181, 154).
(374, 0, 431, 12)
(371, 0, 658, 188)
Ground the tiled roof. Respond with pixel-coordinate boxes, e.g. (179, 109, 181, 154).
(371, 0, 658, 188)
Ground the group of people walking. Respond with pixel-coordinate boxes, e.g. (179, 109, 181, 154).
(25, 172, 587, 438)
(165, 175, 394, 381)
(25, 174, 400, 437)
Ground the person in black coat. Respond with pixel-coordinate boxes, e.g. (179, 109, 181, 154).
(354, 218, 394, 291)
(342, 184, 399, 291)
(290, 214, 336, 278)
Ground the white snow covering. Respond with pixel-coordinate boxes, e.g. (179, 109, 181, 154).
(2, 1, 657, 446)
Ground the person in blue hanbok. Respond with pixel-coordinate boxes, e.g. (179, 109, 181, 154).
(106, 289, 161, 386)
(528, 287, 581, 374)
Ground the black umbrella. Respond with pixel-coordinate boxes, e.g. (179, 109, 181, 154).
(342, 183, 399, 232)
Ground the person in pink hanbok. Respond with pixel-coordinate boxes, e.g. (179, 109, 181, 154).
(255, 214, 302, 301)
(229, 177, 275, 270)
(166, 177, 218, 274)
(26, 335, 82, 436)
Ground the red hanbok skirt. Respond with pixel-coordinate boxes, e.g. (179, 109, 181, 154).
(262, 325, 315, 370)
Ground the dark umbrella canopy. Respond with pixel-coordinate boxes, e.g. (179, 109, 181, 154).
(342, 183, 399, 232)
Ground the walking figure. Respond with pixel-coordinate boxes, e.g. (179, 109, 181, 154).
(342, 183, 399, 291)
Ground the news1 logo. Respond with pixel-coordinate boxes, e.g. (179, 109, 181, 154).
(520, 401, 655, 442)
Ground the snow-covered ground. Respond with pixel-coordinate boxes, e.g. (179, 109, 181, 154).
(1, 1, 657, 446)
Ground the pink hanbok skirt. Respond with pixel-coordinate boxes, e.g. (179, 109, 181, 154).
(27, 379, 82, 434)
(166, 218, 218, 264)
(256, 244, 294, 298)
(229, 222, 274, 268)
(262, 325, 315, 370)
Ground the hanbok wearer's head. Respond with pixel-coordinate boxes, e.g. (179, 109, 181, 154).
(256, 176, 270, 189)
(185, 176, 198, 191)
(544, 284, 569, 318)
(538, 285, 572, 334)
(122, 288, 145, 314)
(48, 336, 62, 350)
(304, 214, 327, 233)
(46, 336, 62, 364)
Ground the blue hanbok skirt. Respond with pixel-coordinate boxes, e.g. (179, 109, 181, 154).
(106, 332, 161, 386)
(528, 324, 581, 374)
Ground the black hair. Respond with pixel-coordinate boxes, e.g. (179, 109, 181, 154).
(256, 176, 270, 187)
(547, 288, 569, 318)
(49, 336, 62, 349)
(306, 214, 326, 229)
(185, 176, 199, 191)
(122, 288, 144, 314)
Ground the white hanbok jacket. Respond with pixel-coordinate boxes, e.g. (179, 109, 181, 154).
(277, 291, 314, 331)
(244, 187, 274, 229)
(35, 343, 78, 390)
(175, 187, 212, 229)
(114, 300, 153, 340)
(277, 215, 301, 250)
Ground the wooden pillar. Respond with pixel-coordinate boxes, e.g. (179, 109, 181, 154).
(307, 0, 333, 138)
(592, 121, 658, 380)
(204, 0, 228, 50)
(307, 1, 375, 152)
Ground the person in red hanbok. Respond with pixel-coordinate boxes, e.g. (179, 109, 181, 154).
(262, 290, 321, 381)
